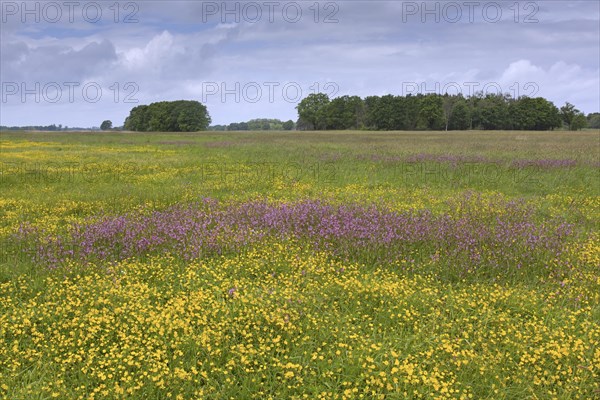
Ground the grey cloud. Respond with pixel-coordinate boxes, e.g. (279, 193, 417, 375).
(2, 39, 117, 83)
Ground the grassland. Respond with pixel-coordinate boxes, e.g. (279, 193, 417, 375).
(0, 130, 599, 399)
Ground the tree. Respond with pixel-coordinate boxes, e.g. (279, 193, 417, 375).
(282, 120, 295, 130)
(477, 93, 511, 130)
(448, 99, 470, 130)
(572, 113, 588, 130)
(364, 95, 416, 130)
(295, 117, 311, 131)
(560, 102, 585, 131)
(296, 93, 330, 130)
(246, 119, 286, 130)
(324, 95, 365, 130)
(417, 94, 445, 130)
(587, 113, 600, 129)
(124, 101, 211, 132)
(442, 95, 462, 131)
(227, 122, 249, 131)
(124, 105, 149, 131)
(100, 120, 112, 130)
(511, 97, 561, 131)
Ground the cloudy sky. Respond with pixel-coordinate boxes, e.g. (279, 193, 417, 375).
(1, 0, 598, 127)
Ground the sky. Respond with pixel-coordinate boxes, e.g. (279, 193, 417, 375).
(1, 0, 599, 127)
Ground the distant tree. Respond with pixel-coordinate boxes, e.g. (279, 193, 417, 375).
(282, 120, 295, 130)
(173, 100, 211, 131)
(587, 113, 600, 129)
(511, 97, 561, 131)
(448, 99, 470, 130)
(363, 96, 381, 129)
(245, 118, 285, 130)
(476, 93, 511, 130)
(418, 94, 445, 130)
(324, 95, 365, 130)
(228, 122, 249, 131)
(124, 101, 210, 132)
(572, 113, 588, 131)
(295, 117, 311, 131)
(442, 95, 464, 131)
(124, 105, 149, 131)
(295, 91, 573, 132)
(364, 95, 417, 130)
(560, 102, 580, 130)
(403, 95, 421, 130)
(100, 120, 112, 130)
(296, 93, 330, 130)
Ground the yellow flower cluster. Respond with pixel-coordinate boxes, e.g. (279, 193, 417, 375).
(1, 244, 598, 399)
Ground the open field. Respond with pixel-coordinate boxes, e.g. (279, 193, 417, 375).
(0, 130, 599, 399)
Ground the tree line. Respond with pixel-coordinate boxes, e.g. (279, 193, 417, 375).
(4, 96, 597, 133)
(296, 93, 592, 131)
(0, 124, 91, 131)
(210, 118, 295, 131)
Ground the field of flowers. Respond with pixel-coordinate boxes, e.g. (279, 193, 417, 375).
(0, 130, 599, 399)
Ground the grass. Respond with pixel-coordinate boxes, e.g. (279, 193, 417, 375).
(0, 130, 599, 399)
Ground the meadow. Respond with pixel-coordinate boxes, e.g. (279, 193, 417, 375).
(0, 130, 598, 399)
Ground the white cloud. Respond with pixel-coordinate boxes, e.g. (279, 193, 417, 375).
(121, 31, 175, 70)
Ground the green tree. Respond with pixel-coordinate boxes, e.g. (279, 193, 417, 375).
(418, 94, 445, 130)
(324, 95, 365, 130)
(560, 102, 588, 131)
(442, 95, 465, 131)
(364, 96, 382, 129)
(246, 119, 285, 130)
(173, 100, 211, 132)
(228, 122, 249, 131)
(587, 113, 600, 129)
(295, 117, 311, 131)
(448, 99, 470, 130)
(511, 97, 561, 131)
(100, 120, 113, 130)
(282, 120, 295, 130)
(477, 94, 511, 130)
(296, 93, 330, 130)
(124, 105, 149, 131)
(124, 101, 211, 132)
(560, 102, 578, 130)
(364, 95, 416, 130)
(572, 113, 588, 130)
